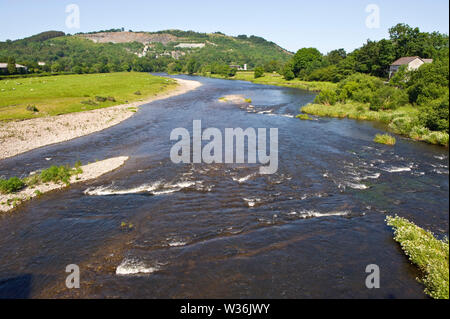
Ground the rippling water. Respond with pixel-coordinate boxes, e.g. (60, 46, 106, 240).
(0, 75, 448, 299)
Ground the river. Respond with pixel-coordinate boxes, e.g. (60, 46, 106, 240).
(0, 75, 448, 298)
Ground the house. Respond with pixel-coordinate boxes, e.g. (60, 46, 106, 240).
(229, 64, 248, 71)
(38, 62, 46, 66)
(389, 56, 433, 78)
(0, 63, 28, 74)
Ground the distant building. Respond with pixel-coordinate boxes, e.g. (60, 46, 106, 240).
(229, 64, 248, 71)
(389, 56, 433, 78)
(38, 62, 46, 66)
(0, 63, 28, 73)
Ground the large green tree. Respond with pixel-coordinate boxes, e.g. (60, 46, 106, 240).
(291, 48, 323, 78)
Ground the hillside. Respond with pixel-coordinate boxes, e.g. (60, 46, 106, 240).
(0, 30, 292, 75)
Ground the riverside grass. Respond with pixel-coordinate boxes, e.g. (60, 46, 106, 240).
(206, 71, 337, 92)
(374, 134, 396, 146)
(0, 163, 83, 195)
(387, 216, 449, 299)
(0, 72, 177, 121)
(302, 102, 449, 147)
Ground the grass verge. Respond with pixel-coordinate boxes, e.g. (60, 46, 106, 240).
(302, 102, 449, 146)
(0, 72, 177, 121)
(386, 216, 449, 299)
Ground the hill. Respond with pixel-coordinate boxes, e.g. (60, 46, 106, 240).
(0, 30, 292, 75)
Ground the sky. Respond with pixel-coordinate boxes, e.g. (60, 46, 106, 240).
(0, 0, 448, 53)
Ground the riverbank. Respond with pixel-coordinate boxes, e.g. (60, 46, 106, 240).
(302, 102, 449, 147)
(0, 77, 201, 160)
(203, 71, 336, 92)
(0, 157, 129, 213)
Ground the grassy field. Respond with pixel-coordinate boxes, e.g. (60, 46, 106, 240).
(206, 71, 337, 92)
(387, 216, 449, 299)
(302, 102, 449, 146)
(0, 72, 177, 121)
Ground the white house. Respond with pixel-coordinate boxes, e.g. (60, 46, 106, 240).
(389, 56, 433, 78)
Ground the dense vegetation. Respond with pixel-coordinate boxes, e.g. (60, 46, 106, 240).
(282, 24, 448, 81)
(284, 24, 449, 145)
(387, 216, 449, 299)
(0, 30, 291, 76)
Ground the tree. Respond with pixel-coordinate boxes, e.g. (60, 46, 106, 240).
(187, 59, 199, 75)
(291, 48, 323, 78)
(7, 57, 16, 74)
(326, 49, 347, 65)
(282, 63, 295, 80)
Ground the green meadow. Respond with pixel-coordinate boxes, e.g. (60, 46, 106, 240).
(0, 72, 177, 121)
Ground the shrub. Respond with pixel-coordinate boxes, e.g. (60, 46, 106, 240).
(26, 105, 39, 112)
(314, 89, 338, 105)
(0, 177, 25, 194)
(254, 67, 265, 79)
(374, 134, 396, 145)
(337, 73, 384, 103)
(40, 165, 73, 185)
(388, 116, 417, 135)
(418, 93, 449, 133)
(369, 86, 408, 111)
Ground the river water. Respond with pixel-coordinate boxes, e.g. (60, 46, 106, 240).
(0, 75, 448, 298)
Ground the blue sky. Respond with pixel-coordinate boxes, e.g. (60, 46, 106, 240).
(0, 0, 448, 53)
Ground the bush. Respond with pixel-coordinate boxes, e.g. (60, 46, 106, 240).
(254, 67, 265, 79)
(314, 89, 338, 105)
(307, 65, 342, 83)
(337, 73, 384, 103)
(369, 86, 408, 111)
(388, 116, 418, 135)
(26, 105, 39, 112)
(283, 69, 295, 81)
(0, 177, 25, 194)
(418, 93, 449, 133)
(40, 165, 73, 185)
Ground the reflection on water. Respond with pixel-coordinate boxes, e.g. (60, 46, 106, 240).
(0, 75, 448, 298)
